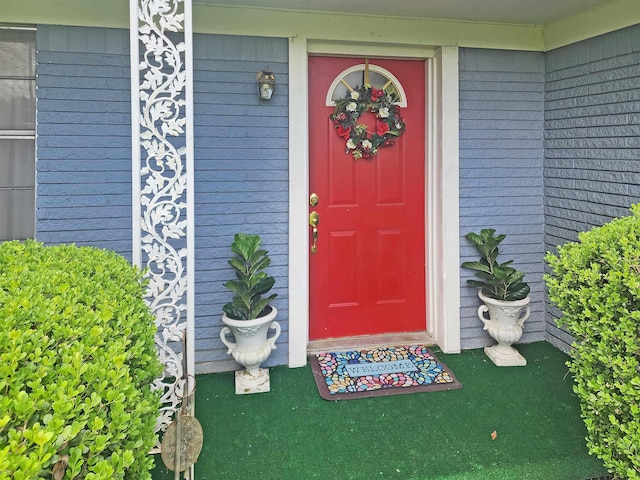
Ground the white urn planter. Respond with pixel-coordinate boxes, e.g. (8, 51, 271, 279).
(220, 306, 281, 394)
(477, 290, 530, 366)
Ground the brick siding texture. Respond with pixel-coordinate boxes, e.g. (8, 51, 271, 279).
(459, 48, 546, 350)
(36, 26, 290, 373)
(544, 24, 640, 351)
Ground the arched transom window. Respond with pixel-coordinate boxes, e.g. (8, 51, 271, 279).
(325, 61, 407, 107)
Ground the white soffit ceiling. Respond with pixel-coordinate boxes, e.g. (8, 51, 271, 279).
(197, 0, 615, 25)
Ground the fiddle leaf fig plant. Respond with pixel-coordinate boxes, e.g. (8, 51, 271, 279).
(223, 233, 277, 320)
(462, 229, 530, 301)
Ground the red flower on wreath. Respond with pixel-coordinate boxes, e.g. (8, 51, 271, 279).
(370, 87, 384, 101)
(376, 121, 390, 136)
(329, 84, 406, 159)
(337, 125, 351, 139)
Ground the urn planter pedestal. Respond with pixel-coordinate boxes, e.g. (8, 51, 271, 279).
(220, 307, 280, 394)
(477, 291, 530, 367)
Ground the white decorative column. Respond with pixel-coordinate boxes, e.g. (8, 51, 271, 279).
(129, 0, 195, 449)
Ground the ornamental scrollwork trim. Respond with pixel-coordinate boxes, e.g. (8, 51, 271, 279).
(135, 0, 189, 450)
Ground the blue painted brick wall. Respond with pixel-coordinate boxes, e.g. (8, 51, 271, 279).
(36, 26, 133, 257)
(459, 48, 546, 350)
(544, 24, 640, 352)
(192, 34, 289, 373)
(35, 26, 289, 373)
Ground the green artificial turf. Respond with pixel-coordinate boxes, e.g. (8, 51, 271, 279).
(152, 342, 608, 480)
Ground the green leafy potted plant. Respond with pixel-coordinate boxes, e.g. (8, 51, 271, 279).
(220, 233, 281, 394)
(462, 229, 531, 366)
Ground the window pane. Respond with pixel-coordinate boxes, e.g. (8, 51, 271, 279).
(331, 71, 365, 101)
(368, 71, 387, 89)
(345, 71, 364, 88)
(0, 139, 35, 188)
(0, 79, 36, 129)
(0, 27, 36, 242)
(0, 189, 34, 241)
(0, 29, 36, 78)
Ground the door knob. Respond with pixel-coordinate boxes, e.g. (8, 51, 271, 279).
(309, 211, 319, 254)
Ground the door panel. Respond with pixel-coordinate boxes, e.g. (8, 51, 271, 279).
(309, 56, 426, 340)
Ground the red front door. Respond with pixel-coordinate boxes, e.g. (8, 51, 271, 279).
(308, 56, 426, 340)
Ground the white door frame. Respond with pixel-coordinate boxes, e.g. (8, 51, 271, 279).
(287, 39, 460, 367)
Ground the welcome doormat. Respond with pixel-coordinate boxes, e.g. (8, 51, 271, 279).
(311, 345, 462, 400)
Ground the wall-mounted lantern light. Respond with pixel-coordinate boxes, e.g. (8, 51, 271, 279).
(256, 69, 276, 101)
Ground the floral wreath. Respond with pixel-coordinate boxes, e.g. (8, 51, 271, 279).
(330, 84, 406, 159)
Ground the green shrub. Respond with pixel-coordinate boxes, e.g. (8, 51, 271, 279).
(0, 240, 163, 479)
(545, 206, 640, 479)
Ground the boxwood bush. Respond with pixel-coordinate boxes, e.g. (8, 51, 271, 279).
(545, 206, 640, 479)
(0, 240, 163, 479)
